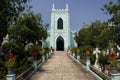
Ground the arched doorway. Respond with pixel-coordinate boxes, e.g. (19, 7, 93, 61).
(56, 36, 64, 51)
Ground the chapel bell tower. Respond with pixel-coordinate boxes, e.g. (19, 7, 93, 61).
(49, 4, 71, 51)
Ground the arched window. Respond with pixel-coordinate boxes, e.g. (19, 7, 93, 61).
(57, 18, 63, 29)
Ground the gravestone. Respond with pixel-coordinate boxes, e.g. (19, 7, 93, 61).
(2, 34, 9, 45)
(93, 48, 101, 70)
(106, 49, 109, 55)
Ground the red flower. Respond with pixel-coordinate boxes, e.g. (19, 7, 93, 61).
(32, 49, 38, 53)
(5, 53, 16, 68)
(86, 48, 90, 51)
(32, 48, 38, 57)
(6, 53, 16, 61)
(109, 51, 116, 61)
(86, 48, 90, 56)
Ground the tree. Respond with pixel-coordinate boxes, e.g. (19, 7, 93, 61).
(102, 0, 120, 44)
(102, 0, 120, 27)
(8, 12, 48, 46)
(75, 20, 113, 49)
(0, 0, 30, 45)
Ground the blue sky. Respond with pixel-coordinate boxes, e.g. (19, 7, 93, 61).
(29, 0, 117, 32)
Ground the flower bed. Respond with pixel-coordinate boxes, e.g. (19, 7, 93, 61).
(5, 53, 16, 68)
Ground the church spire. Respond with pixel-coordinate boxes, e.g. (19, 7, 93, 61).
(65, 3, 69, 11)
(52, 3, 55, 9)
(52, 3, 55, 11)
(66, 4, 68, 9)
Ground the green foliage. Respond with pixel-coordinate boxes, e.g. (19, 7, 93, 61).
(0, 40, 28, 64)
(5, 59, 16, 68)
(5, 53, 16, 68)
(102, 1, 120, 26)
(102, 0, 120, 44)
(0, 56, 6, 79)
(99, 53, 109, 71)
(70, 47, 77, 53)
(75, 0, 120, 49)
(77, 48, 80, 54)
(30, 45, 41, 57)
(75, 20, 114, 49)
(0, 4, 48, 78)
(44, 47, 50, 53)
(110, 60, 117, 67)
(39, 48, 45, 55)
(108, 51, 118, 68)
(77, 47, 87, 60)
(8, 12, 48, 46)
(0, 0, 30, 45)
(0, 40, 32, 79)
(1, 40, 20, 55)
(90, 54, 96, 65)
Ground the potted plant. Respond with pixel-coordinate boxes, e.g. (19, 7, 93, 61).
(70, 47, 76, 57)
(86, 47, 90, 59)
(40, 48, 45, 63)
(98, 53, 109, 72)
(5, 53, 16, 74)
(31, 46, 40, 59)
(32, 49, 38, 57)
(109, 51, 118, 74)
(110, 60, 118, 74)
(110, 60, 117, 67)
(40, 48, 45, 56)
(31, 46, 40, 69)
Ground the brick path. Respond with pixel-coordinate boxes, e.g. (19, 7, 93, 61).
(30, 51, 96, 80)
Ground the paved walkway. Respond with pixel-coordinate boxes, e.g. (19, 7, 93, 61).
(30, 51, 96, 80)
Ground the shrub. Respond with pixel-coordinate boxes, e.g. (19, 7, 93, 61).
(90, 54, 96, 65)
(39, 48, 45, 55)
(1, 41, 20, 55)
(99, 53, 109, 71)
(30, 45, 40, 57)
(77, 48, 80, 55)
(109, 51, 117, 67)
(5, 53, 16, 68)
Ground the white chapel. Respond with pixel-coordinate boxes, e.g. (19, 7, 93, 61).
(46, 4, 77, 51)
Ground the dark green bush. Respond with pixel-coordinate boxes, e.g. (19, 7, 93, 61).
(90, 54, 96, 65)
(0, 41, 34, 79)
(99, 53, 109, 72)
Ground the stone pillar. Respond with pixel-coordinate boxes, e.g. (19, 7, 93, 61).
(33, 59, 37, 69)
(86, 59, 90, 70)
(77, 55, 80, 61)
(42, 55, 45, 63)
(49, 52, 51, 58)
(67, 49, 70, 54)
(73, 53, 75, 58)
(111, 73, 120, 80)
(6, 74, 15, 80)
(46, 53, 48, 60)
